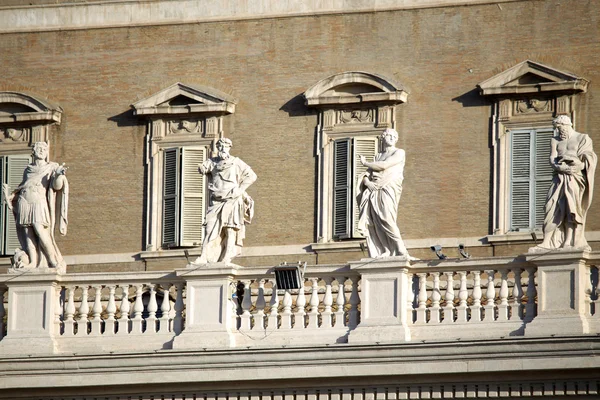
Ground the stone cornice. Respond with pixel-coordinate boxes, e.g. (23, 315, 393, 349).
(0, 0, 529, 34)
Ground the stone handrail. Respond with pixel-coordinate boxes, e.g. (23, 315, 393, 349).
(0, 250, 598, 355)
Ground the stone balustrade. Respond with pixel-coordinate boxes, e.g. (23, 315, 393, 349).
(0, 250, 598, 355)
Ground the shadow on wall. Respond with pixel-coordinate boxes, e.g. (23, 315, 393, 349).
(108, 109, 143, 127)
(452, 88, 488, 108)
(280, 93, 316, 117)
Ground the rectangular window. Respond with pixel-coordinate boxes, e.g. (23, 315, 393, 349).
(332, 136, 379, 239)
(162, 146, 207, 248)
(0, 155, 31, 255)
(509, 128, 553, 231)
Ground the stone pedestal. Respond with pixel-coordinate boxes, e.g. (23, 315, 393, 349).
(0, 270, 61, 355)
(348, 257, 411, 343)
(172, 262, 240, 349)
(524, 250, 591, 336)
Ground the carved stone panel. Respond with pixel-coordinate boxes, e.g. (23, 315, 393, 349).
(168, 119, 203, 135)
(0, 127, 30, 143)
(514, 98, 553, 115)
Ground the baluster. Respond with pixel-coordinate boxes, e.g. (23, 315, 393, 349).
(510, 268, 523, 321)
(268, 280, 279, 330)
(456, 271, 468, 323)
(90, 285, 103, 335)
(497, 270, 509, 321)
(348, 276, 360, 329)
(442, 272, 455, 324)
(240, 280, 253, 330)
(471, 271, 482, 322)
(173, 283, 184, 334)
(77, 286, 90, 335)
(525, 267, 537, 322)
(117, 285, 131, 335)
(294, 279, 306, 329)
(322, 277, 333, 328)
(158, 284, 171, 333)
(430, 272, 441, 324)
(105, 285, 117, 335)
(333, 277, 346, 328)
(307, 278, 320, 328)
(281, 289, 293, 329)
(131, 284, 144, 334)
(64, 286, 76, 336)
(54, 286, 63, 335)
(0, 287, 6, 339)
(146, 284, 158, 333)
(407, 272, 415, 324)
(254, 280, 266, 330)
(416, 273, 428, 324)
(483, 270, 496, 322)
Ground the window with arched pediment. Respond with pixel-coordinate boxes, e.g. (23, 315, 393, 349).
(131, 83, 237, 251)
(304, 72, 408, 245)
(478, 60, 589, 242)
(0, 92, 62, 255)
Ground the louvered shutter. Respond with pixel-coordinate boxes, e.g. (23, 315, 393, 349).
(333, 139, 351, 239)
(352, 136, 379, 237)
(4, 155, 30, 254)
(180, 147, 206, 247)
(534, 129, 554, 228)
(162, 148, 180, 247)
(510, 130, 532, 230)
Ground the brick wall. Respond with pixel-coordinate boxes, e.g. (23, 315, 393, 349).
(0, 0, 598, 261)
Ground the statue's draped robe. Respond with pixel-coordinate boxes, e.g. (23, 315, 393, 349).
(357, 150, 408, 258)
(202, 156, 255, 262)
(544, 134, 596, 250)
(13, 161, 68, 268)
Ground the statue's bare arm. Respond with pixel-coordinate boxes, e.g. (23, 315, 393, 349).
(360, 149, 404, 172)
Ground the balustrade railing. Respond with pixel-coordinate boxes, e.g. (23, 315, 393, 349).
(231, 266, 360, 345)
(58, 278, 185, 337)
(409, 266, 537, 325)
(0, 251, 598, 354)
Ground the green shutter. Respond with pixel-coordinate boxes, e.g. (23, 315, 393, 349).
(180, 147, 206, 247)
(4, 155, 31, 255)
(534, 129, 554, 228)
(162, 148, 180, 247)
(352, 136, 379, 238)
(510, 130, 532, 230)
(333, 139, 351, 239)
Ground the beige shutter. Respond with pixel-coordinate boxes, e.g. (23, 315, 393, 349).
(180, 147, 206, 247)
(162, 148, 180, 247)
(510, 130, 532, 230)
(332, 138, 351, 239)
(352, 136, 379, 237)
(4, 155, 30, 254)
(534, 128, 554, 228)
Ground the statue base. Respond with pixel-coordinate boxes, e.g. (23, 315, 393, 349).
(8, 264, 66, 275)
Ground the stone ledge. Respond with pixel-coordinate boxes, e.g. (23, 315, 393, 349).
(0, 0, 530, 33)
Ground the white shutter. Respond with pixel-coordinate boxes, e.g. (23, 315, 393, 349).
(162, 148, 180, 247)
(510, 130, 532, 230)
(534, 129, 554, 228)
(180, 147, 206, 247)
(352, 136, 379, 237)
(333, 139, 351, 239)
(4, 155, 30, 254)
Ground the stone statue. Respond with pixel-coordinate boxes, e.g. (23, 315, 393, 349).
(357, 128, 412, 259)
(196, 138, 256, 264)
(533, 115, 596, 252)
(2, 142, 69, 270)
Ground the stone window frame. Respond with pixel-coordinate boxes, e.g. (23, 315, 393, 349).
(0, 91, 62, 256)
(477, 60, 589, 243)
(304, 71, 408, 246)
(131, 82, 237, 252)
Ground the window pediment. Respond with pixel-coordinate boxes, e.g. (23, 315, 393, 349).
(131, 82, 237, 116)
(477, 60, 588, 96)
(304, 72, 408, 106)
(0, 92, 62, 124)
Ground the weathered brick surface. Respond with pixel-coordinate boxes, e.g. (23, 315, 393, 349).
(0, 0, 598, 265)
